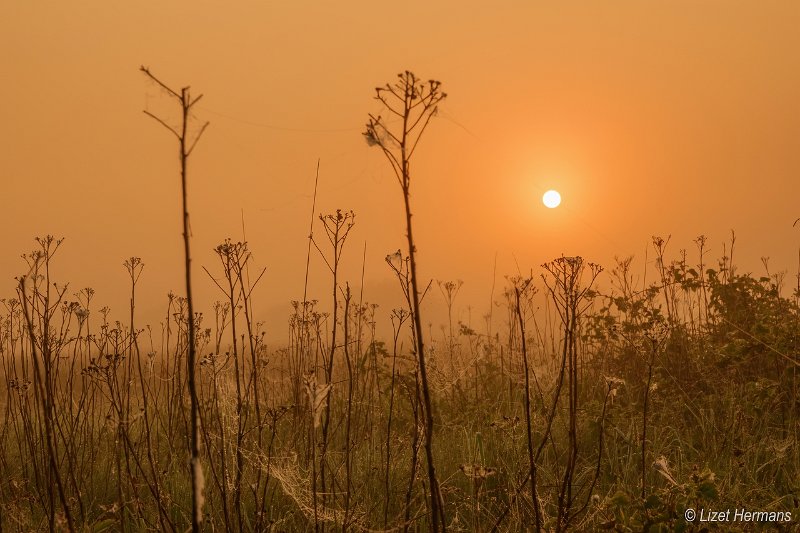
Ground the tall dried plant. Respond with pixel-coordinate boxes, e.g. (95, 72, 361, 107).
(364, 70, 447, 532)
(141, 66, 209, 532)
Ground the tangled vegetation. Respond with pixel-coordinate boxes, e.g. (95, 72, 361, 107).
(0, 71, 798, 532)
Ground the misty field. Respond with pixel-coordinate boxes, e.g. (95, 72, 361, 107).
(3, 235, 799, 533)
(1, 71, 799, 533)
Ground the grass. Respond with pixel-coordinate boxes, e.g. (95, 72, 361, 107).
(1, 232, 798, 532)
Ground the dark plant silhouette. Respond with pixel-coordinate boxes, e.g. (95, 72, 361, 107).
(141, 66, 209, 533)
(364, 70, 447, 532)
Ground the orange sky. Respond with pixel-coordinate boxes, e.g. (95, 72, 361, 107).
(3, 2, 800, 339)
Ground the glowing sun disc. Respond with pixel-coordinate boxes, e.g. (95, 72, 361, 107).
(542, 190, 561, 208)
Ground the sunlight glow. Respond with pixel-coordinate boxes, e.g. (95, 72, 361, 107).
(542, 190, 561, 209)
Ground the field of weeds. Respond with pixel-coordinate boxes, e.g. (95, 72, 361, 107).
(0, 71, 798, 532)
(3, 234, 798, 532)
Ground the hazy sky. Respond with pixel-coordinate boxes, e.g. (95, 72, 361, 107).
(3, 2, 799, 339)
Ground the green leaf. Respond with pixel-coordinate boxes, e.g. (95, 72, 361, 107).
(645, 494, 662, 510)
(610, 490, 631, 507)
(697, 481, 718, 500)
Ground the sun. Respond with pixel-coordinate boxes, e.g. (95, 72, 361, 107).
(542, 189, 561, 209)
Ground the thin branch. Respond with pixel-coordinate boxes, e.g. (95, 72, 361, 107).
(407, 108, 439, 160)
(140, 65, 181, 100)
(202, 266, 229, 295)
(186, 122, 211, 157)
(311, 237, 335, 274)
(375, 93, 405, 117)
(373, 118, 403, 147)
(244, 267, 268, 298)
(189, 93, 205, 109)
(143, 110, 180, 140)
